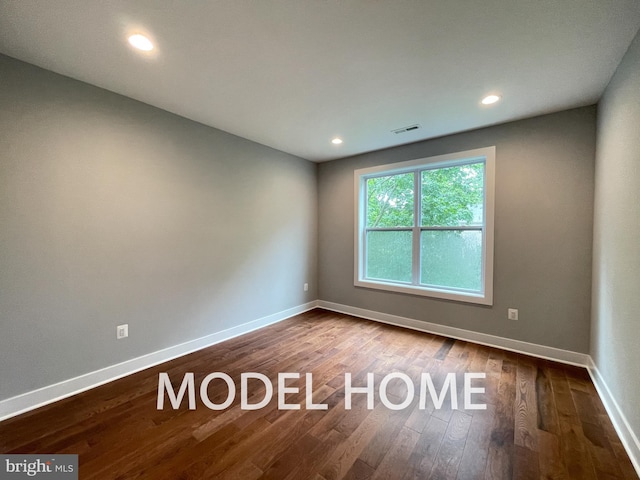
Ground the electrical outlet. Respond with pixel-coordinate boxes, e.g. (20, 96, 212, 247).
(117, 324, 129, 339)
(508, 309, 519, 321)
(304, 283, 309, 292)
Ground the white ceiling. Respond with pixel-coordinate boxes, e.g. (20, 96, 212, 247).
(1, 1, 639, 162)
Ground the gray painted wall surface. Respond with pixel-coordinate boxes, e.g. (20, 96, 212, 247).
(0, 55, 317, 401)
(318, 107, 596, 353)
(592, 30, 640, 441)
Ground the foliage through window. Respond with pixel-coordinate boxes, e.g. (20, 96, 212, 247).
(354, 148, 495, 305)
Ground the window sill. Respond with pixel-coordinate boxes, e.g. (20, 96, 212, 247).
(354, 279, 493, 306)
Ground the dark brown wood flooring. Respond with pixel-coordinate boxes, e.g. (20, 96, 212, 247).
(1, 309, 637, 479)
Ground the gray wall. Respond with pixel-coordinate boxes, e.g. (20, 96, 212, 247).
(0, 54, 317, 401)
(318, 107, 596, 353)
(592, 30, 640, 441)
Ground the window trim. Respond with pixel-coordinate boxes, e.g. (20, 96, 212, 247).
(354, 146, 495, 305)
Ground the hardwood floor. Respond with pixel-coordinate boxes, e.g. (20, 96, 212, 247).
(1, 309, 637, 479)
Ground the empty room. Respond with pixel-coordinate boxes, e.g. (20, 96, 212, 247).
(1, 1, 639, 479)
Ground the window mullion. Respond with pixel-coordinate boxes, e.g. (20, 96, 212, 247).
(412, 170, 421, 285)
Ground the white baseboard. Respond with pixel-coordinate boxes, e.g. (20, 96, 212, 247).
(587, 359, 640, 478)
(0, 301, 318, 422)
(317, 301, 590, 366)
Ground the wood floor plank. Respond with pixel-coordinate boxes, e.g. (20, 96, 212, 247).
(538, 429, 570, 480)
(401, 415, 449, 480)
(370, 426, 420, 480)
(483, 359, 516, 480)
(456, 408, 496, 479)
(280, 429, 346, 480)
(259, 433, 321, 480)
(428, 409, 472, 479)
(0, 309, 636, 480)
(557, 417, 599, 480)
(434, 337, 456, 360)
(512, 444, 540, 480)
(343, 458, 376, 480)
(514, 360, 539, 451)
(319, 403, 392, 480)
(357, 401, 413, 469)
(536, 365, 560, 435)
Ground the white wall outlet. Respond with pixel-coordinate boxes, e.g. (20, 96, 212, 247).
(117, 324, 129, 339)
(508, 309, 519, 321)
(304, 283, 309, 292)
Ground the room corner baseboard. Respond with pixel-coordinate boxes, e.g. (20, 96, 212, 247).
(587, 359, 640, 478)
(316, 300, 590, 367)
(0, 301, 319, 422)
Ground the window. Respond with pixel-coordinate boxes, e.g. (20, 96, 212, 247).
(354, 147, 495, 305)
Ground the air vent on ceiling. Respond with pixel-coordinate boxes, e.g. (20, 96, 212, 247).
(392, 124, 421, 134)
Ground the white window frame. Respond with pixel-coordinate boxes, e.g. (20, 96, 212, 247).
(354, 146, 495, 305)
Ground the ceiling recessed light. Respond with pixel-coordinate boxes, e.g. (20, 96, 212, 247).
(481, 94, 501, 105)
(128, 34, 154, 51)
(331, 138, 343, 145)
